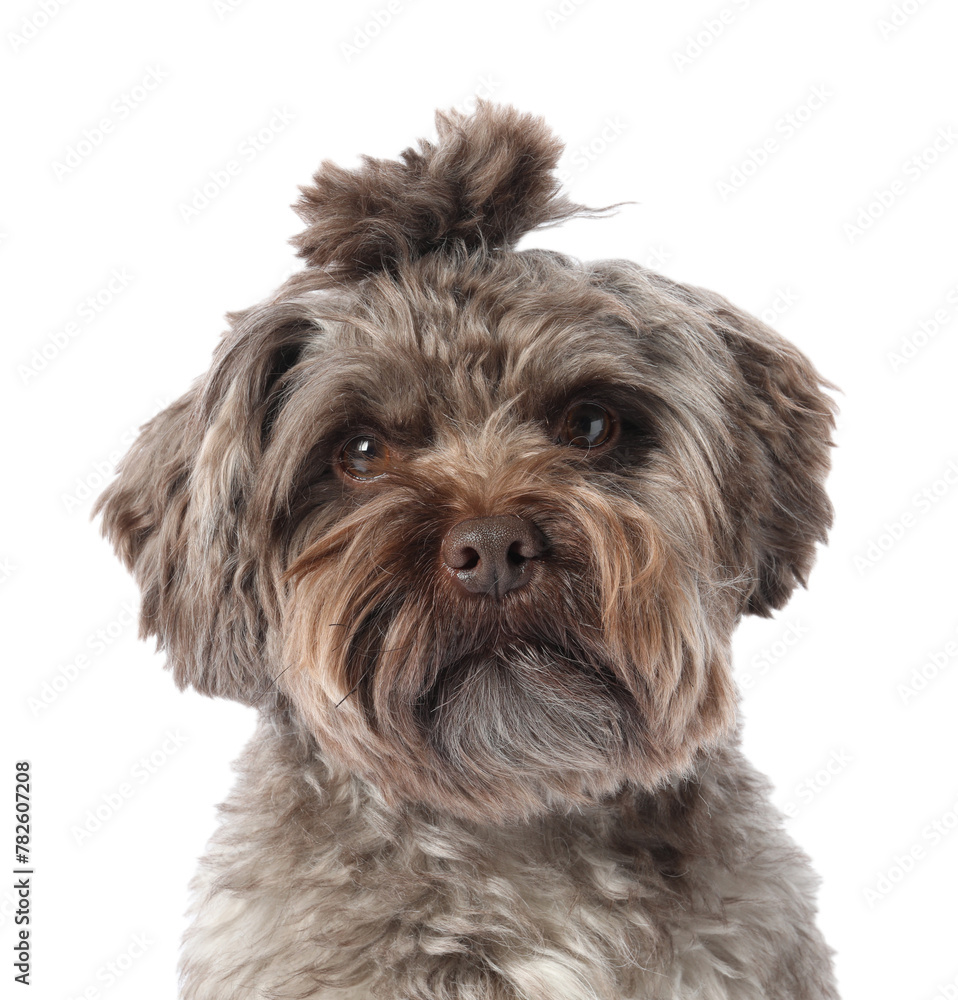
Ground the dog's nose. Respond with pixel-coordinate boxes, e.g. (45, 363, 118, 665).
(441, 516, 548, 597)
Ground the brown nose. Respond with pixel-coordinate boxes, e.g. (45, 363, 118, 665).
(441, 516, 548, 597)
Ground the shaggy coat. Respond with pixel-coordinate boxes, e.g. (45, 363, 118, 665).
(97, 102, 839, 999)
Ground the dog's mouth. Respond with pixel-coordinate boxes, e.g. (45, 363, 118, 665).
(326, 581, 633, 726)
(338, 583, 615, 705)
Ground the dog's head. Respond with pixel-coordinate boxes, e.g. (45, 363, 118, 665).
(97, 103, 834, 821)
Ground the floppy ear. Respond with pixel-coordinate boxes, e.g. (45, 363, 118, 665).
(94, 303, 318, 701)
(677, 282, 836, 616)
(591, 263, 835, 617)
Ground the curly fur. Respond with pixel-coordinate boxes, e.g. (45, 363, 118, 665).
(96, 103, 838, 999)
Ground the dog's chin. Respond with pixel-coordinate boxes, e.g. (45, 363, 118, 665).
(370, 644, 637, 820)
(421, 643, 636, 773)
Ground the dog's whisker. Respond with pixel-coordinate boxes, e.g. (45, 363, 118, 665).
(333, 673, 367, 708)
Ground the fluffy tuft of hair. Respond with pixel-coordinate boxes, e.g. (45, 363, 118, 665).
(291, 100, 603, 280)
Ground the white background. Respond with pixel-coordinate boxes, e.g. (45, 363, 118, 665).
(3, 1, 957, 998)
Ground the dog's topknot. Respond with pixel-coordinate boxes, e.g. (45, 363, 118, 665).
(292, 101, 595, 280)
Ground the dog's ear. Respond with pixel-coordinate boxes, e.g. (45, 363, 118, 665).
(95, 305, 318, 702)
(704, 293, 836, 616)
(291, 100, 605, 279)
(592, 264, 835, 617)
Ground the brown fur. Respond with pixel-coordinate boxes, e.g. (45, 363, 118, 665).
(292, 103, 609, 279)
(96, 102, 838, 998)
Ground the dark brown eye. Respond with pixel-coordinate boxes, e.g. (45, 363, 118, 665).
(338, 435, 393, 480)
(557, 402, 615, 449)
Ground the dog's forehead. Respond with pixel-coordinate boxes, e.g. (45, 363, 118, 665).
(311, 260, 646, 430)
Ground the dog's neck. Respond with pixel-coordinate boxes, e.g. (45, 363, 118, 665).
(247, 706, 729, 849)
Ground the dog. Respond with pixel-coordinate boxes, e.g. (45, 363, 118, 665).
(96, 102, 839, 999)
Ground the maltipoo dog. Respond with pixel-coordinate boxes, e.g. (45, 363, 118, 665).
(98, 102, 838, 1000)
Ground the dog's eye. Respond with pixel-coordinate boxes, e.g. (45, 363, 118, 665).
(338, 436, 393, 480)
(557, 402, 615, 449)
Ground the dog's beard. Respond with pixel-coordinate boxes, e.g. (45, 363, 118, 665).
(276, 479, 737, 822)
(421, 643, 638, 788)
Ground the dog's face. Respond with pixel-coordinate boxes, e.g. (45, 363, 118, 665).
(98, 104, 834, 822)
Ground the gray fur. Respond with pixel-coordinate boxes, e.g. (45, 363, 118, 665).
(97, 103, 838, 999)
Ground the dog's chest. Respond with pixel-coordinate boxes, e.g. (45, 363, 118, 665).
(181, 795, 770, 1000)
